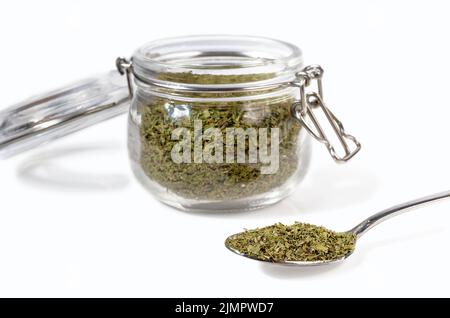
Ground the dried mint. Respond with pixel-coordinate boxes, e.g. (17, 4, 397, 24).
(138, 72, 303, 200)
(226, 222, 356, 262)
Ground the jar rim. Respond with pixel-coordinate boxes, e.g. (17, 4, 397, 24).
(131, 35, 303, 90)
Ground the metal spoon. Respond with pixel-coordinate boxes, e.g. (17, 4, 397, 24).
(225, 190, 450, 266)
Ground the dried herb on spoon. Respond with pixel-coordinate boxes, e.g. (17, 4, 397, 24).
(226, 222, 356, 262)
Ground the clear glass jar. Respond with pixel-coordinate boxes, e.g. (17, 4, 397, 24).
(0, 35, 360, 212)
(125, 35, 310, 211)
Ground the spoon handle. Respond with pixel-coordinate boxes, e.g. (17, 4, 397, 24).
(350, 190, 450, 238)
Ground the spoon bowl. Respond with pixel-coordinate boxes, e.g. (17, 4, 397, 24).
(225, 235, 352, 266)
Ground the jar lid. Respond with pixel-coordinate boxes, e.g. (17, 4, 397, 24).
(0, 71, 129, 157)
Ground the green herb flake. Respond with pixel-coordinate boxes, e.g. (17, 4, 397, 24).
(226, 222, 357, 262)
(138, 72, 303, 200)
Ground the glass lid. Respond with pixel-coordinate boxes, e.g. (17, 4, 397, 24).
(0, 71, 129, 158)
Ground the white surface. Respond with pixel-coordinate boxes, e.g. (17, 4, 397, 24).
(1, 0, 450, 297)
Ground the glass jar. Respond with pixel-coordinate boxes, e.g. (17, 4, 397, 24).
(125, 35, 309, 211)
(0, 35, 361, 212)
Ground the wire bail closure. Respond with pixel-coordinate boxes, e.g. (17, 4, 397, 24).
(116, 57, 134, 98)
(291, 65, 361, 162)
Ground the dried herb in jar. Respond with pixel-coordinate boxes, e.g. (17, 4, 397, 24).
(226, 222, 356, 262)
(138, 72, 303, 200)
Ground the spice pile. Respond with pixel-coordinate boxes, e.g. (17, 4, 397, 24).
(138, 73, 303, 200)
(225, 222, 356, 262)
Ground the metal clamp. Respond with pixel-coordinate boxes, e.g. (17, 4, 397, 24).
(292, 65, 361, 162)
(116, 57, 134, 98)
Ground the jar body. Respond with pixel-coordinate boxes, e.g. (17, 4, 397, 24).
(125, 35, 311, 211)
(128, 84, 311, 212)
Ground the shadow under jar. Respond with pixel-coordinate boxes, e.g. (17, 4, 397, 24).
(126, 36, 311, 211)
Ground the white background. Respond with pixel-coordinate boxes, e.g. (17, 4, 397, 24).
(0, 0, 449, 297)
